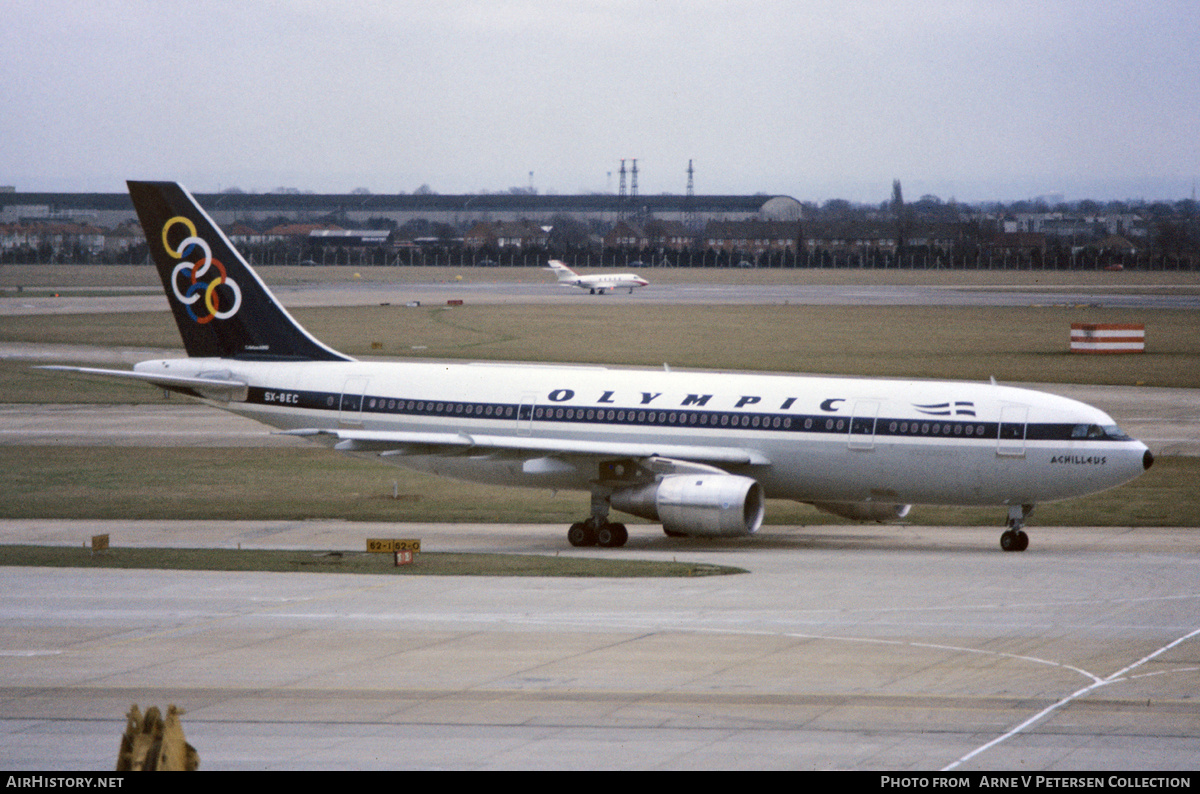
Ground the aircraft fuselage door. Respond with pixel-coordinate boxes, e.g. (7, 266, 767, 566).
(997, 404, 1028, 457)
(517, 393, 536, 435)
(339, 376, 369, 427)
(848, 400, 880, 450)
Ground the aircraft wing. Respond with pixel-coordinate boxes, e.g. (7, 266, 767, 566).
(283, 427, 771, 466)
(34, 365, 249, 400)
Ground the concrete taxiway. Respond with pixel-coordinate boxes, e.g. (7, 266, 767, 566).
(1, 519, 1197, 771)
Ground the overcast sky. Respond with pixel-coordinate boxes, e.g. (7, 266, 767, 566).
(4, 0, 1197, 203)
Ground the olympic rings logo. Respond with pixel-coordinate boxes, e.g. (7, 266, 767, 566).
(161, 216, 242, 324)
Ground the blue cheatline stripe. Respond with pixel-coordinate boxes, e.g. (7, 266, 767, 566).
(245, 386, 1116, 443)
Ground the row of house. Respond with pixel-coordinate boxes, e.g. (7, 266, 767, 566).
(462, 219, 808, 254)
(463, 218, 1141, 256)
(0, 220, 369, 256)
(0, 221, 137, 256)
(2, 216, 1146, 261)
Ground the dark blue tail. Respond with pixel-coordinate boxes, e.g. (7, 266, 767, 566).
(127, 181, 350, 361)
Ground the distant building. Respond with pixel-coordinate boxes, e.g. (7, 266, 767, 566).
(307, 229, 392, 247)
(804, 221, 895, 254)
(703, 220, 803, 254)
(463, 220, 550, 249)
(262, 222, 343, 242)
(1003, 212, 1148, 241)
(0, 221, 107, 253)
(605, 220, 649, 249)
(604, 220, 693, 251)
(224, 222, 264, 247)
(102, 223, 144, 254)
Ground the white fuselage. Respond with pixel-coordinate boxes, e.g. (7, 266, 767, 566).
(548, 262, 648, 293)
(565, 273, 648, 292)
(134, 357, 1150, 509)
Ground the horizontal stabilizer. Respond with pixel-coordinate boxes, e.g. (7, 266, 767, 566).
(34, 365, 248, 399)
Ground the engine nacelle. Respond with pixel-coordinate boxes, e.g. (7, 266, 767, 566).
(610, 474, 765, 537)
(810, 501, 912, 523)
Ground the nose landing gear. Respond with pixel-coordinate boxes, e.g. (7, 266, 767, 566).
(1000, 504, 1033, 552)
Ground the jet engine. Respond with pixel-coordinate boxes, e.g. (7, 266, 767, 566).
(810, 501, 912, 523)
(610, 474, 765, 537)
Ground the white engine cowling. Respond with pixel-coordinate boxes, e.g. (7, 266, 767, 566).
(810, 501, 912, 523)
(610, 474, 765, 537)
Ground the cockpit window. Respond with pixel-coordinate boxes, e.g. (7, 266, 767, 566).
(1103, 425, 1131, 440)
(1072, 424, 1131, 441)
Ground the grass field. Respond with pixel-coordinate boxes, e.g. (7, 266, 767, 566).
(0, 544, 744, 578)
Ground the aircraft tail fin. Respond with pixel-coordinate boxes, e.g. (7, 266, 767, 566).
(127, 181, 350, 361)
(546, 260, 579, 282)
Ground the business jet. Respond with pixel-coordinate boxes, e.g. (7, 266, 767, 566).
(547, 260, 648, 294)
(42, 182, 1153, 552)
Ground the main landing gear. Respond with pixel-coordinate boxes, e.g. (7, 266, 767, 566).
(568, 518, 629, 548)
(567, 490, 628, 548)
(1000, 504, 1033, 552)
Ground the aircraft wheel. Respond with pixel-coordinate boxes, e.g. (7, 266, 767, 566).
(568, 522, 597, 547)
(1000, 529, 1028, 552)
(597, 522, 628, 548)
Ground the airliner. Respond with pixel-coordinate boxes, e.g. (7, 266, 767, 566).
(42, 182, 1153, 552)
(547, 260, 648, 294)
